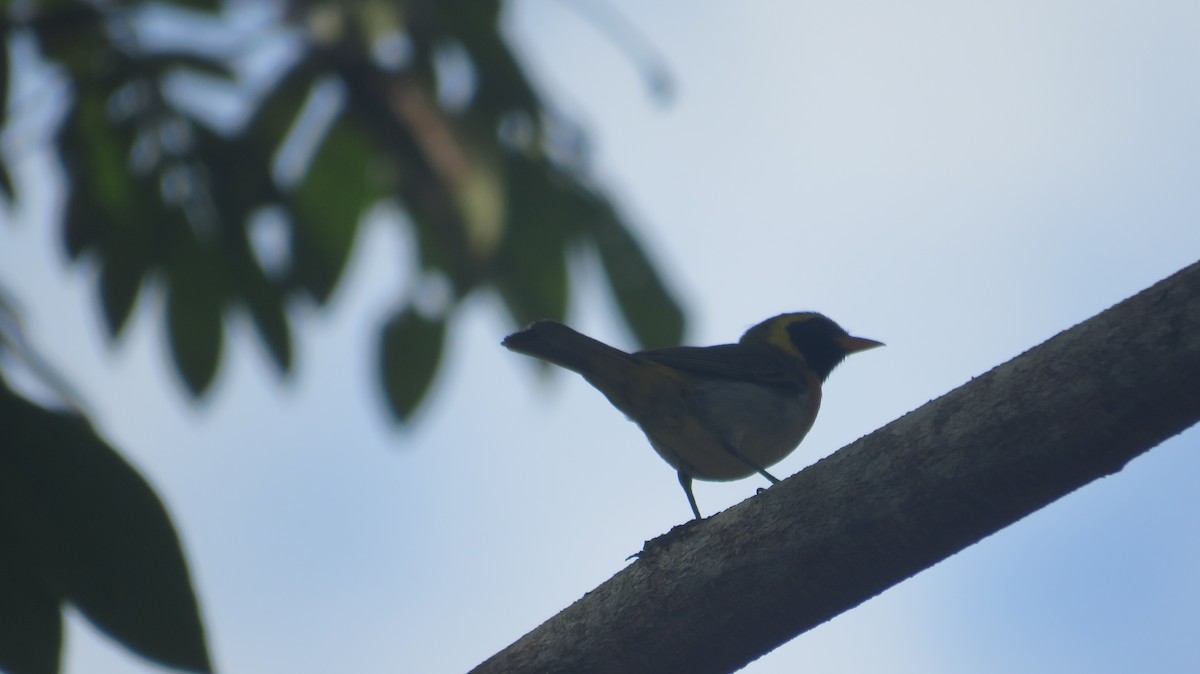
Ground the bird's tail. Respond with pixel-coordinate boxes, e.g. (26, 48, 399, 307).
(502, 320, 636, 377)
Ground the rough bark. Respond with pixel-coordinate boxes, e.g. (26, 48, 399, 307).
(472, 259, 1200, 674)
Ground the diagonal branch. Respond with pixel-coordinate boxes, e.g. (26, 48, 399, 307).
(473, 259, 1200, 674)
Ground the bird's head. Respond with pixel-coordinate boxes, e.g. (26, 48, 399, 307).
(741, 312, 883, 380)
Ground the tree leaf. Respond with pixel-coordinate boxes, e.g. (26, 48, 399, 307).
(57, 94, 117, 261)
(32, 0, 687, 430)
(494, 219, 568, 327)
(75, 91, 138, 221)
(242, 273, 292, 374)
(0, 531, 61, 674)
(494, 154, 571, 325)
(289, 120, 376, 303)
(452, 149, 506, 261)
(142, 52, 237, 81)
(168, 0, 223, 14)
(98, 250, 147, 340)
(590, 213, 685, 349)
(0, 384, 211, 673)
(243, 55, 322, 146)
(57, 87, 155, 262)
(444, 11, 541, 126)
(165, 248, 225, 396)
(378, 308, 445, 422)
(404, 182, 479, 297)
(0, 160, 15, 207)
(0, 44, 12, 202)
(31, 5, 106, 79)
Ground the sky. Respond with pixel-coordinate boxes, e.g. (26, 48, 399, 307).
(2, 1, 1199, 673)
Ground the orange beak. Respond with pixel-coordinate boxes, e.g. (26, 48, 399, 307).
(838, 334, 885, 354)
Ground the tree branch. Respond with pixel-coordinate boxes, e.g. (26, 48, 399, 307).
(473, 259, 1200, 674)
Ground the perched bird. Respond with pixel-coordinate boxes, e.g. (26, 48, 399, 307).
(503, 312, 882, 519)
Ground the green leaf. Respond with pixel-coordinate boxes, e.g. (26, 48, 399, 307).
(405, 187, 479, 297)
(0, 160, 15, 206)
(0, 385, 211, 673)
(242, 276, 293, 374)
(58, 88, 153, 262)
(143, 52, 237, 82)
(244, 56, 322, 145)
(494, 219, 568, 326)
(75, 92, 138, 219)
(193, 127, 280, 227)
(452, 149, 506, 261)
(0, 533, 61, 674)
(590, 213, 685, 349)
(450, 21, 541, 125)
(494, 154, 571, 325)
(289, 120, 376, 302)
(166, 250, 225, 396)
(0, 44, 12, 202)
(169, 0, 224, 13)
(57, 96, 115, 261)
(32, 5, 106, 78)
(98, 250, 147, 339)
(378, 308, 446, 422)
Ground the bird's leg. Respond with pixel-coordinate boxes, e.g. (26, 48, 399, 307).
(720, 441, 781, 485)
(677, 470, 702, 520)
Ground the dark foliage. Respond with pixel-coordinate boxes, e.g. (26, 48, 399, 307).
(0, 1, 685, 671)
(2, 0, 684, 416)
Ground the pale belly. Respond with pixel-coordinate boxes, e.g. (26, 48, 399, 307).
(639, 379, 819, 482)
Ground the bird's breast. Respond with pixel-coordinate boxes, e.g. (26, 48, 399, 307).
(642, 377, 822, 482)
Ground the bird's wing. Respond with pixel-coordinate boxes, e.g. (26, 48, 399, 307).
(638, 344, 808, 391)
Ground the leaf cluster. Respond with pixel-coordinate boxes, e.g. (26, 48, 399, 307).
(3, 0, 684, 421)
(0, 2, 687, 671)
(0, 377, 210, 674)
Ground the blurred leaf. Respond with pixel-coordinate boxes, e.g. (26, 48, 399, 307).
(76, 92, 136, 217)
(31, 5, 106, 77)
(98, 247, 147, 339)
(0, 160, 14, 207)
(233, 57, 324, 216)
(192, 127, 278, 226)
(166, 247, 225, 396)
(189, 123, 292, 373)
(453, 150, 506, 260)
(494, 219, 568, 327)
(591, 214, 685, 349)
(378, 308, 445, 422)
(494, 154, 572, 325)
(143, 52, 235, 81)
(169, 0, 222, 13)
(0, 384, 211, 673)
(341, 66, 485, 296)
(0, 43, 11, 201)
(58, 134, 107, 260)
(58, 84, 157, 263)
(445, 16, 541, 125)
(58, 95, 117, 260)
(241, 272, 292, 374)
(244, 56, 322, 144)
(387, 75, 506, 261)
(289, 120, 376, 303)
(0, 28, 6, 106)
(406, 199, 477, 296)
(28, 0, 684, 424)
(393, 127, 481, 297)
(0, 534, 61, 674)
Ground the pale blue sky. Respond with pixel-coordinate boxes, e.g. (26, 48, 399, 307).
(2, 1, 1198, 672)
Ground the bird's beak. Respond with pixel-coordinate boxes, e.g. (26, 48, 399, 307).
(838, 335, 885, 353)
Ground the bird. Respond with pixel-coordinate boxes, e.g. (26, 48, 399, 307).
(502, 312, 882, 519)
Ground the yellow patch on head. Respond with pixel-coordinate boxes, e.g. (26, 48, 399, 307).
(744, 312, 821, 358)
